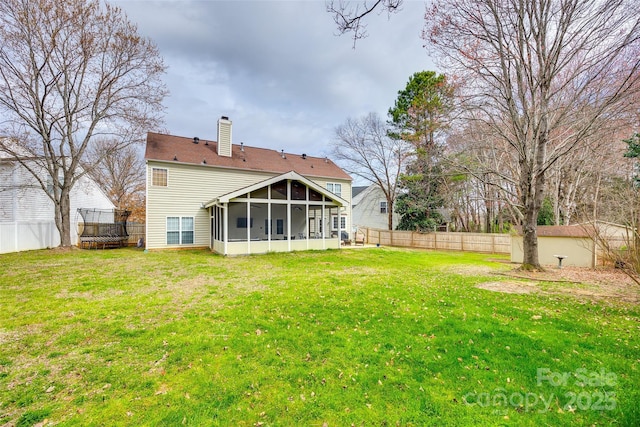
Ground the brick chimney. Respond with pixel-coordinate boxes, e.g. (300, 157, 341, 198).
(217, 116, 232, 157)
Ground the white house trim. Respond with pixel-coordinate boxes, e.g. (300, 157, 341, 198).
(204, 171, 348, 207)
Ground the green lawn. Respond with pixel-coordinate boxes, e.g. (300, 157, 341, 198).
(0, 247, 638, 426)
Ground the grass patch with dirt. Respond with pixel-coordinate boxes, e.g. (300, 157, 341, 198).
(0, 247, 639, 426)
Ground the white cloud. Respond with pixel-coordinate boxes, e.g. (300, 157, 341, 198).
(115, 0, 436, 156)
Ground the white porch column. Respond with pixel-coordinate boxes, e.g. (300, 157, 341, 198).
(209, 207, 213, 250)
(321, 199, 326, 250)
(268, 184, 272, 252)
(246, 200, 251, 254)
(287, 180, 291, 252)
(223, 204, 228, 255)
(305, 203, 309, 250)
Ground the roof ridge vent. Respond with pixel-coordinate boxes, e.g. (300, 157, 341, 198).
(281, 149, 286, 159)
(193, 137, 199, 144)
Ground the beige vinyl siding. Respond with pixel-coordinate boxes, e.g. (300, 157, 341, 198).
(146, 161, 353, 249)
(313, 178, 352, 205)
(146, 161, 275, 249)
(315, 178, 353, 238)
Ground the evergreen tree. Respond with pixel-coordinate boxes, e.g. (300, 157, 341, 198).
(388, 71, 453, 230)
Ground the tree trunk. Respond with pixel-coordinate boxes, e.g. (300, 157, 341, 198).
(387, 199, 394, 231)
(553, 172, 561, 226)
(55, 188, 73, 247)
(522, 200, 540, 269)
(485, 198, 492, 233)
(521, 119, 549, 269)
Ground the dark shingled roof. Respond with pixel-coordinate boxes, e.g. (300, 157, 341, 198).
(144, 132, 352, 181)
(352, 186, 368, 198)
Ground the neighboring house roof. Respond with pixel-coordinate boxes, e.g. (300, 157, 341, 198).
(352, 184, 382, 206)
(145, 132, 352, 181)
(204, 171, 348, 208)
(352, 186, 368, 199)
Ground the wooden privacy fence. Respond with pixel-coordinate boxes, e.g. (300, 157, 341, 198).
(125, 222, 145, 246)
(360, 227, 511, 254)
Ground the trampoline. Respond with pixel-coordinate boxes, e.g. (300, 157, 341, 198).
(77, 208, 131, 249)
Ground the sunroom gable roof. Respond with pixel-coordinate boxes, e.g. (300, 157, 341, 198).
(204, 171, 348, 208)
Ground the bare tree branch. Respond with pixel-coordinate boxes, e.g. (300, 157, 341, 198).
(424, 0, 640, 269)
(0, 0, 167, 246)
(333, 112, 411, 229)
(327, 0, 403, 47)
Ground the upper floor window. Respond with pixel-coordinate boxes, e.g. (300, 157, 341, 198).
(380, 201, 388, 214)
(152, 168, 167, 186)
(326, 182, 342, 198)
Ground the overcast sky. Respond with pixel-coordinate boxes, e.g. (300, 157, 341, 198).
(115, 0, 436, 158)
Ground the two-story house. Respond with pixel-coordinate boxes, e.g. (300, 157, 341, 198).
(0, 139, 114, 253)
(144, 116, 352, 255)
(351, 184, 399, 231)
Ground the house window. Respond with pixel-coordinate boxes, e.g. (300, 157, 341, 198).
(167, 217, 180, 244)
(181, 217, 194, 244)
(236, 217, 253, 228)
(332, 215, 346, 231)
(167, 216, 194, 245)
(152, 168, 168, 186)
(276, 219, 284, 235)
(380, 201, 388, 214)
(326, 182, 342, 197)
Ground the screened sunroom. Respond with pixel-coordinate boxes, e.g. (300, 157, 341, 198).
(205, 172, 348, 255)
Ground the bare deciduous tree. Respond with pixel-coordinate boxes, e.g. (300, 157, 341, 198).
(423, 0, 640, 269)
(333, 113, 411, 230)
(329, 0, 640, 269)
(0, 0, 167, 246)
(86, 140, 146, 222)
